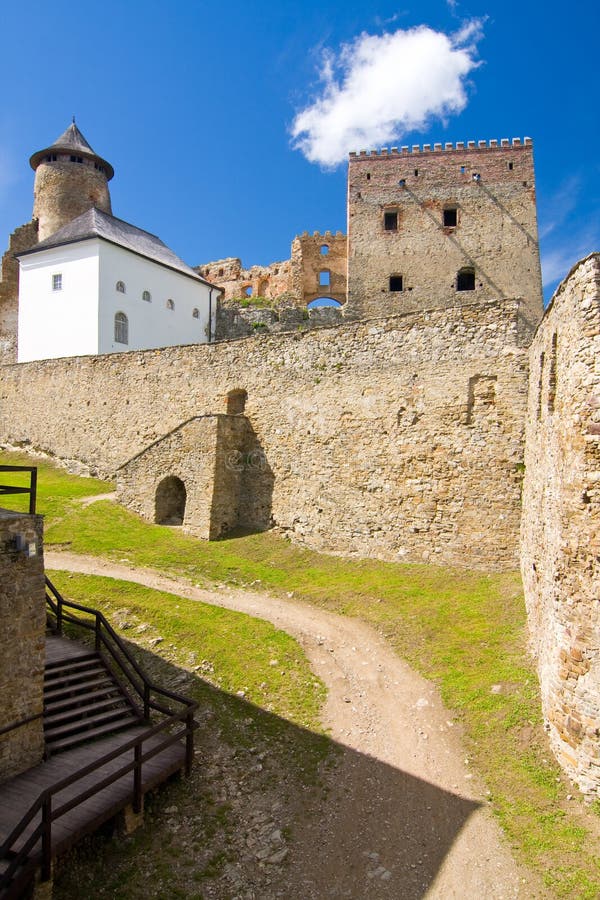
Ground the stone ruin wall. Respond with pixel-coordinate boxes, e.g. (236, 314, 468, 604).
(0, 220, 39, 365)
(0, 511, 45, 782)
(196, 256, 292, 303)
(0, 299, 529, 571)
(197, 232, 348, 341)
(347, 139, 543, 333)
(520, 254, 600, 795)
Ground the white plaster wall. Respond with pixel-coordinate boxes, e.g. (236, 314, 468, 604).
(17, 241, 100, 362)
(97, 242, 211, 353)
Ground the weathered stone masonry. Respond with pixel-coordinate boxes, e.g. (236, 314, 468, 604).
(0, 511, 45, 782)
(521, 254, 600, 795)
(0, 299, 529, 571)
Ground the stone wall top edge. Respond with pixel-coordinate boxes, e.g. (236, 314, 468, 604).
(535, 252, 600, 329)
(2, 297, 525, 374)
(349, 138, 532, 159)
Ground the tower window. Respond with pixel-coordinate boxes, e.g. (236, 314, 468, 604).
(52, 273, 62, 291)
(166, 298, 175, 310)
(389, 275, 403, 292)
(456, 268, 475, 291)
(319, 269, 330, 287)
(70, 155, 83, 163)
(508, 162, 514, 171)
(443, 208, 458, 227)
(384, 211, 398, 231)
(116, 280, 126, 293)
(460, 165, 466, 174)
(320, 244, 329, 255)
(142, 290, 151, 302)
(192, 308, 199, 318)
(114, 312, 128, 344)
(45, 154, 57, 162)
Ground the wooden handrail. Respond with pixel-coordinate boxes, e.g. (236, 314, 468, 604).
(0, 464, 37, 515)
(0, 579, 198, 892)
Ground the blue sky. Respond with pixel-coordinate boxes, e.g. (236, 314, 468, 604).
(1, 0, 597, 303)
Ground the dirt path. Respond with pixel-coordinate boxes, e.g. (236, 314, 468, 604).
(46, 550, 539, 898)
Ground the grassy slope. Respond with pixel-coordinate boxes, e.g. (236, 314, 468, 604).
(2, 451, 599, 896)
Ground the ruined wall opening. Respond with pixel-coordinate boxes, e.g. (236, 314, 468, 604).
(155, 476, 186, 526)
(548, 333, 558, 413)
(457, 268, 475, 292)
(227, 389, 247, 415)
(308, 297, 342, 308)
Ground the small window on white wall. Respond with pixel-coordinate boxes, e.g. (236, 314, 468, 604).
(192, 308, 199, 318)
(166, 298, 175, 310)
(114, 312, 128, 344)
(116, 280, 126, 293)
(52, 273, 62, 291)
(142, 290, 151, 302)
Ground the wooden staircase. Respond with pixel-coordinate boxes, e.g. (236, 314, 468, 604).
(44, 650, 142, 755)
(0, 578, 197, 900)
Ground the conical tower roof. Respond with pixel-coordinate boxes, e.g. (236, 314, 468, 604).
(29, 120, 114, 180)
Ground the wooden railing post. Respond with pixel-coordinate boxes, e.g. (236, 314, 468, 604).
(41, 796, 52, 881)
(56, 594, 63, 636)
(95, 613, 102, 652)
(185, 709, 194, 776)
(133, 744, 142, 814)
(29, 467, 37, 515)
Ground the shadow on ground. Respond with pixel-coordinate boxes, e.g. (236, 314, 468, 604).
(51, 631, 480, 900)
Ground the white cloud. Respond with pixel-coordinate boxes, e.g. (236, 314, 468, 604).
(290, 22, 483, 167)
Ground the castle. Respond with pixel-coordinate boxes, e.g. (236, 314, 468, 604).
(0, 124, 598, 798)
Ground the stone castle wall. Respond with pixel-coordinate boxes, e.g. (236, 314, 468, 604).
(0, 299, 529, 570)
(290, 231, 347, 306)
(520, 254, 600, 795)
(0, 511, 45, 782)
(347, 139, 543, 332)
(196, 257, 292, 303)
(0, 220, 39, 365)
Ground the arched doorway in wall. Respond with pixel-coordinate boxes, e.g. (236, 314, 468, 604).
(307, 297, 343, 309)
(155, 476, 186, 525)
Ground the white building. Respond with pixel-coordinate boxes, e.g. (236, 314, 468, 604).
(17, 207, 221, 362)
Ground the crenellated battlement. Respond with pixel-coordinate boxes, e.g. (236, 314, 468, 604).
(349, 137, 532, 158)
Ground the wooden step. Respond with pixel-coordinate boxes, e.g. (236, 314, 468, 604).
(46, 716, 140, 754)
(45, 706, 137, 743)
(44, 684, 123, 716)
(44, 663, 107, 689)
(44, 674, 115, 703)
(44, 694, 132, 728)
(44, 652, 98, 673)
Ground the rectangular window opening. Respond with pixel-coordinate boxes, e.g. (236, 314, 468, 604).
(389, 275, 403, 292)
(319, 270, 330, 287)
(384, 211, 398, 231)
(443, 208, 457, 227)
(52, 273, 62, 291)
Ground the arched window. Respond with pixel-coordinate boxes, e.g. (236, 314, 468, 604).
(456, 268, 475, 292)
(142, 290, 151, 302)
(116, 280, 126, 293)
(320, 244, 329, 255)
(192, 308, 199, 318)
(244, 286, 253, 297)
(166, 298, 175, 310)
(307, 297, 342, 309)
(114, 312, 128, 344)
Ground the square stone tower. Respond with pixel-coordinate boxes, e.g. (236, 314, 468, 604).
(347, 138, 543, 332)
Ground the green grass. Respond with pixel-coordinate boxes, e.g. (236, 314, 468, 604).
(47, 570, 325, 734)
(3, 450, 600, 896)
(0, 449, 108, 527)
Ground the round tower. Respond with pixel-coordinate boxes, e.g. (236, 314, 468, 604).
(30, 120, 114, 241)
